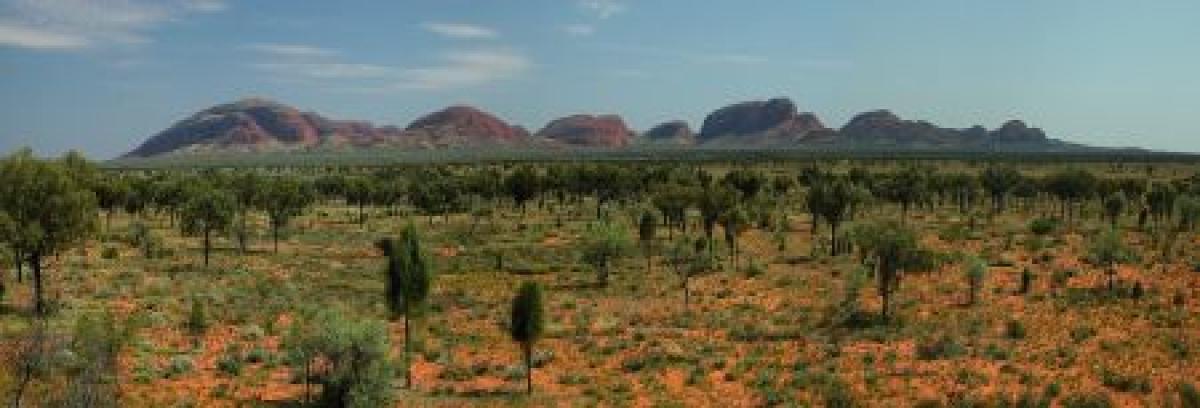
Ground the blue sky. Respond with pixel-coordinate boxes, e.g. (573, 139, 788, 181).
(2, 0, 1199, 158)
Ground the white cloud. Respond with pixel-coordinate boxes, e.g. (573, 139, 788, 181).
(251, 62, 396, 79)
(395, 49, 531, 90)
(563, 24, 595, 36)
(247, 46, 531, 91)
(0, 23, 88, 49)
(578, 0, 626, 19)
(0, 0, 227, 51)
(422, 22, 498, 39)
(243, 43, 337, 58)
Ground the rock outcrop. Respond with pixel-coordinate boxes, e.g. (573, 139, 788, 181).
(124, 96, 1102, 157)
(698, 98, 828, 145)
(536, 114, 634, 148)
(404, 105, 530, 147)
(641, 121, 695, 146)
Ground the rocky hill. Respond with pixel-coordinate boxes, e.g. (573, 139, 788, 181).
(698, 98, 829, 146)
(124, 99, 530, 157)
(641, 121, 696, 146)
(124, 96, 1113, 157)
(536, 114, 634, 148)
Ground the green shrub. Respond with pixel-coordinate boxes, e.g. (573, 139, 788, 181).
(917, 336, 966, 360)
(1177, 382, 1200, 408)
(217, 352, 243, 377)
(1005, 319, 1027, 340)
(164, 355, 195, 378)
(743, 261, 766, 278)
(101, 246, 119, 260)
(1029, 218, 1060, 236)
(823, 379, 859, 408)
(1099, 367, 1151, 393)
(283, 310, 394, 407)
(1069, 325, 1097, 342)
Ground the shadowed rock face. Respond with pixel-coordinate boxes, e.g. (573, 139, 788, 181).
(837, 110, 1053, 148)
(838, 110, 959, 145)
(405, 105, 530, 146)
(988, 120, 1047, 143)
(642, 121, 695, 146)
(127, 98, 315, 157)
(698, 98, 828, 145)
(536, 114, 634, 148)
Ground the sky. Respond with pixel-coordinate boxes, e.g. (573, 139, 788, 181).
(1, 0, 1199, 158)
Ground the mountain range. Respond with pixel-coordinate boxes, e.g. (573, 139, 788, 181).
(123, 97, 1115, 157)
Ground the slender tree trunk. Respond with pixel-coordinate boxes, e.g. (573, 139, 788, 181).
(683, 275, 690, 312)
(829, 222, 839, 257)
(1107, 264, 1115, 293)
(272, 223, 280, 254)
(303, 361, 311, 404)
(404, 313, 412, 389)
(31, 252, 44, 316)
(203, 229, 211, 268)
(881, 289, 890, 321)
(523, 341, 533, 394)
(14, 251, 22, 283)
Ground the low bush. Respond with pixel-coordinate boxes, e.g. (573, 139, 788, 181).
(1029, 218, 1060, 236)
(917, 336, 966, 360)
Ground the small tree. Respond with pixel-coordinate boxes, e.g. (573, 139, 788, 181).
(505, 165, 541, 215)
(965, 258, 988, 306)
(698, 186, 736, 256)
(980, 166, 1022, 214)
(638, 210, 657, 272)
(581, 222, 633, 287)
(509, 281, 545, 395)
(663, 238, 695, 311)
(180, 187, 236, 268)
(343, 176, 374, 226)
(94, 176, 131, 233)
(230, 171, 262, 253)
(379, 223, 432, 389)
(1103, 192, 1127, 229)
(721, 206, 749, 271)
(0, 150, 98, 315)
(262, 177, 313, 253)
(1176, 195, 1200, 232)
(810, 179, 857, 256)
(851, 220, 931, 320)
(1088, 228, 1133, 293)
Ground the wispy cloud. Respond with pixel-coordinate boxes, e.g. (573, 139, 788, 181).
(0, 0, 227, 51)
(394, 49, 531, 90)
(247, 46, 531, 91)
(563, 24, 595, 37)
(422, 22, 498, 39)
(243, 43, 337, 58)
(578, 0, 626, 19)
(251, 62, 396, 79)
(0, 23, 86, 49)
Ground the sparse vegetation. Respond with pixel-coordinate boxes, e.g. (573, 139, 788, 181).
(2, 155, 1198, 406)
